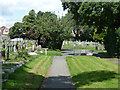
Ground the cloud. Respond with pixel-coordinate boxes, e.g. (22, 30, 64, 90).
(0, 0, 67, 28)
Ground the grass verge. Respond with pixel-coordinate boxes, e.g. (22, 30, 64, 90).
(37, 50, 62, 56)
(66, 56, 119, 88)
(2, 55, 53, 89)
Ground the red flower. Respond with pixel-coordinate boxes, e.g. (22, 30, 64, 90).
(15, 56, 17, 59)
(22, 58, 25, 61)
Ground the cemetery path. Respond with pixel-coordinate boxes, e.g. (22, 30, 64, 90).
(41, 56, 76, 88)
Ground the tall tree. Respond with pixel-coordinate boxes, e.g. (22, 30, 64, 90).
(22, 9, 37, 39)
(9, 22, 25, 39)
(9, 10, 74, 50)
(62, 2, 120, 57)
(36, 12, 73, 49)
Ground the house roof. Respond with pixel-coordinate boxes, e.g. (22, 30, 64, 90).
(0, 26, 6, 30)
(5, 27, 9, 30)
(0, 26, 9, 35)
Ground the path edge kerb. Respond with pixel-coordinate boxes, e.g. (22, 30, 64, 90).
(64, 55, 76, 87)
(40, 56, 54, 88)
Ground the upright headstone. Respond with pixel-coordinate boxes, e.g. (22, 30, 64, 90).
(32, 45, 35, 52)
(14, 44, 16, 52)
(62, 41, 65, 46)
(65, 41, 67, 45)
(6, 41, 9, 60)
(97, 42, 100, 51)
(1, 40, 5, 60)
(101, 42, 104, 52)
(11, 42, 14, 52)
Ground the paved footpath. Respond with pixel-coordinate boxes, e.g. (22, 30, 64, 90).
(41, 56, 76, 88)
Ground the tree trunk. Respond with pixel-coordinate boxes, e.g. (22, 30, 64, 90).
(56, 40, 63, 50)
(38, 35, 41, 45)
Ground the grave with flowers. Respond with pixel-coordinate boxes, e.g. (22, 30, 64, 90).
(0, 38, 40, 82)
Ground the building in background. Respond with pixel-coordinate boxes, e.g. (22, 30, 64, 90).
(0, 26, 9, 35)
(0, 26, 10, 40)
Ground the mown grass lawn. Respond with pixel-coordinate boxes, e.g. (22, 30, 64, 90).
(66, 56, 119, 88)
(37, 50, 62, 56)
(3, 55, 53, 89)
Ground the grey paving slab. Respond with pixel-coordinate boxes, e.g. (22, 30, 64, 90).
(41, 56, 76, 88)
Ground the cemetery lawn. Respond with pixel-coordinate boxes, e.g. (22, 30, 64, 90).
(37, 50, 62, 56)
(3, 55, 53, 89)
(66, 56, 119, 88)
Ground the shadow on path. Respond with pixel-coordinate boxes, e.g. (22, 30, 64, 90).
(41, 76, 76, 89)
(72, 70, 118, 87)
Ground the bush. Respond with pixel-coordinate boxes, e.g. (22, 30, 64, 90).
(18, 50, 29, 59)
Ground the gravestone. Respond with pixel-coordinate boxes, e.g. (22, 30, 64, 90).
(12, 43, 14, 52)
(83, 42, 86, 48)
(81, 42, 84, 48)
(0, 50, 2, 60)
(14, 44, 16, 52)
(62, 41, 65, 46)
(97, 42, 100, 51)
(37, 45, 41, 50)
(101, 42, 104, 52)
(65, 41, 67, 45)
(6, 44, 9, 60)
(1, 40, 5, 60)
(32, 45, 35, 52)
(9, 44, 11, 52)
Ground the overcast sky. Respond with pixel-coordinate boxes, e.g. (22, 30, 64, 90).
(0, 0, 67, 28)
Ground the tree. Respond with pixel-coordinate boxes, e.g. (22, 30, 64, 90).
(62, 2, 120, 57)
(9, 22, 25, 39)
(22, 9, 37, 39)
(80, 26, 94, 41)
(9, 10, 74, 50)
(36, 12, 73, 49)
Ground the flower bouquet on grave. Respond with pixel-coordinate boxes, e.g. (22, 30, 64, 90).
(22, 58, 26, 64)
(14, 56, 17, 59)
(14, 52, 18, 60)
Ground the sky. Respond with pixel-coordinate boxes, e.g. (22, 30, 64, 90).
(0, 0, 68, 28)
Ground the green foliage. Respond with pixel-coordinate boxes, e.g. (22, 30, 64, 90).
(104, 30, 117, 57)
(36, 12, 74, 49)
(62, 2, 120, 57)
(9, 22, 25, 39)
(80, 26, 94, 41)
(9, 10, 74, 50)
(93, 27, 107, 42)
(28, 42, 34, 47)
(18, 50, 29, 59)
